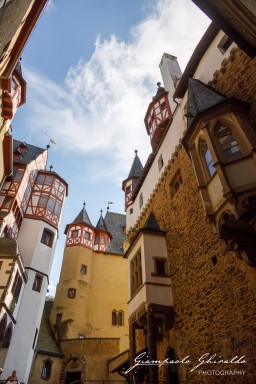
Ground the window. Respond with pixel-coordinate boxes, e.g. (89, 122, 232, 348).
(56, 314, 62, 324)
(218, 34, 233, 54)
(130, 250, 142, 296)
(11, 272, 22, 303)
(158, 154, 164, 171)
(2, 322, 12, 348)
(67, 288, 76, 299)
(13, 168, 23, 182)
(139, 193, 143, 208)
(215, 124, 242, 160)
(32, 274, 43, 292)
(71, 230, 79, 238)
(2, 196, 13, 209)
(32, 327, 38, 349)
(129, 208, 133, 214)
(100, 235, 105, 245)
(81, 265, 87, 274)
(78, 333, 86, 339)
(112, 310, 124, 326)
(155, 258, 167, 276)
(126, 185, 132, 194)
(201, 140, 215, 177)
(54, 201, 62, 215)
(41, 359, 53, 380)
(170, 170, 182, 197)
(47, 197, 55, 211)
(41, 228, 54, 247)
(38, 195, 48, 207)
(84, 231, 90, 240)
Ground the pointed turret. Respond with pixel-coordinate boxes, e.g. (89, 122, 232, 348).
(94, 210, 112, 253)
(65, 203, 95, 249)
(122, 150, 143, 212)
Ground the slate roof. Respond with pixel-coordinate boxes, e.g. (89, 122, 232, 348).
(13, 140, 46, 165)
(186, 78, 227, 129)
(96, 211, 108, 231)
(104, 211, 126, 255)
(72, 204, 92, 226)
(128, 151, 143, 179)
(36, 300, 63, 356)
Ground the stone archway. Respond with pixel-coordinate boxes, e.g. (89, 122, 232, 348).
(59, 354, 86, 384)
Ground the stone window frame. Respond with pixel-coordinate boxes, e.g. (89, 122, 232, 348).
(112, 310, 124, 326)
(200, 138, 215, 178)
(217, 34, 233, 54)
(208, 118, 245, 164)
(153, 257, 168, 276)
(170, 169, 182, 198)
(130, 249, 143, 296)
(67, 288, 76, 299)
(41, 358, 53, 380)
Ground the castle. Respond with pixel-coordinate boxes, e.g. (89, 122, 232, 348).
(1, 1, 256, 383)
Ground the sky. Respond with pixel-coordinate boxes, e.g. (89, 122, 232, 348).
(13, 0, 210, 295)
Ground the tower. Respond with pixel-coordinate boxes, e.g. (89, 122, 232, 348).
(48, 205, 128, 382)
(0, 140, 68, 383)
(122, 150, 143, 213)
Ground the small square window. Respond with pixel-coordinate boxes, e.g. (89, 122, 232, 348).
(38, 195, 48, 207)
(81, 265, 87, 274)
(155, 259, 167, 276)
(41, 228, 54, 247)
(129, 208, 133, 214)
(72, 230, 79, 238)
(32, 274, 43, 292)
(68, 288, 76, 299)
(218, 35, 233, 54)
(84, 231, 90, 240)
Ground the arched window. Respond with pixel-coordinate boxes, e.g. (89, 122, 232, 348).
(200, 139, 215, 177)
(215, 124, 242, 160)
(166, 347, 179, 384)
(41, 359, 53, 380)
(112, 310, 124, 326)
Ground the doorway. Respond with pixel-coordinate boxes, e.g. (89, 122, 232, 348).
(65, 371, 81, 384)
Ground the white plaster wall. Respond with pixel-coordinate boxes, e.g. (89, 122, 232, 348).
(17, 218, 57, 275)
(2, 269, 48, 383)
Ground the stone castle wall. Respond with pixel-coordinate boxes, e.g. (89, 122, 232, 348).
(133, 48, 256, 383)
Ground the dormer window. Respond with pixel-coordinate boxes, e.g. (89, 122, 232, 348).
(215, 124, 242, 160)
(201, 139, 215, 177)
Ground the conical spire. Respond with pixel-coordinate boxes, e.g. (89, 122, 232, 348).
(73, 202, 92, 226)
(96, 209, 108, 231)
(128, 150, 143, 179)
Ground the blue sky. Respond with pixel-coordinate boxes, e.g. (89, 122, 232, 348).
(13, 0, 210, 294)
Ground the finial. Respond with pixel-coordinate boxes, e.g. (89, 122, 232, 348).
(49, 163, 53, 171)
(83, 201, 86, 208)
(134, 149, 138, 156)
(46, 144, 50, 149)
(107, 206, 109, 211)
(100, 209, 103, 215)
(157, 82, 161, 87)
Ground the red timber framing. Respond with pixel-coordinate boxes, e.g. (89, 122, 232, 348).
(66, 224, 95, 249)
(144, 92, 172, 151)
(24, 171, 67, 229)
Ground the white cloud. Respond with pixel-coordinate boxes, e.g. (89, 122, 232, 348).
(24, 0, 210, 183)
